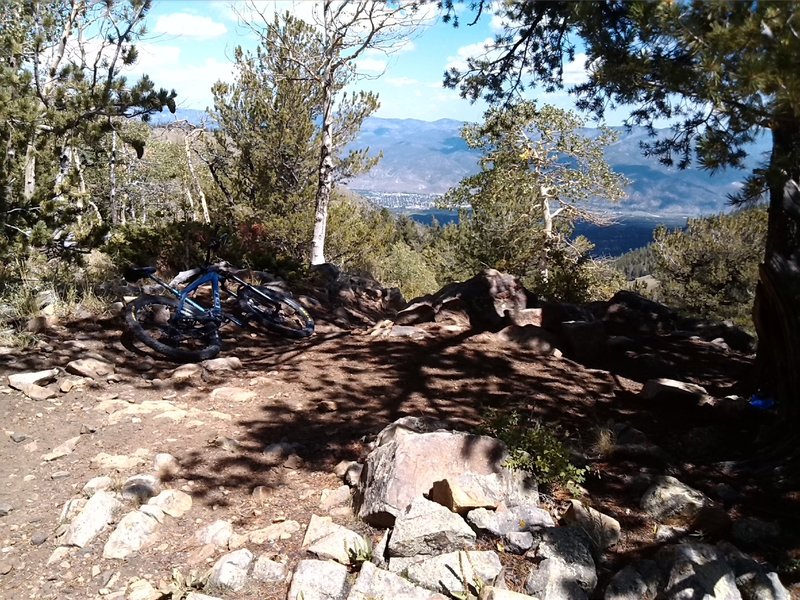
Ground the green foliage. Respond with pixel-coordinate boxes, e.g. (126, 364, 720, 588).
(372, 241, 440, 301)
(480, 409, 586, 495)
(438, 101, 626, 301)
(345, 537, 373, 568)
(0, 0, 175, 261)
(614, 245, 658, 280)
(651, 207, 767, 328)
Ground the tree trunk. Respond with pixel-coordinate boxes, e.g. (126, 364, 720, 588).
(110, 129, 118, 226)
(23, 139, 36, 200)
(754, 115, 800, 429)
(311, 3, 335, 266)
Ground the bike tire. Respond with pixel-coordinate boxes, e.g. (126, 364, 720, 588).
(125, 295, 221, 361)
(238, 286, 314, 339)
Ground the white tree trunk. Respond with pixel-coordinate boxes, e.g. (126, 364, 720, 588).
(185, 133, 210, 223)
(23, 141, 36, 200)
(310, 3, 335, 266)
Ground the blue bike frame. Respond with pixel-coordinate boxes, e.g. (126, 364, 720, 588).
(149, 267, 248, 328)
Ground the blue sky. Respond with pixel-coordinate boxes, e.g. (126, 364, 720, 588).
(131, 1, 618, 124)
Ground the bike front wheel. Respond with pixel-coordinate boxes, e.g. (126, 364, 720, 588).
(238, 286, 314, 339)
(125, 295, 221, 361)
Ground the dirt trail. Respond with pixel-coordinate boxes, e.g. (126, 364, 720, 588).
(0, 314, 797, 599)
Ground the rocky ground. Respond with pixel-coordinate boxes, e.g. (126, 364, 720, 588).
(1, 287, 799, 599)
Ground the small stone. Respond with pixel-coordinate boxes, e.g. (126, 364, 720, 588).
(170, 364, 202, 382)
(202, 357, 242, 372)
(42, 435, 81, 461)
(283, 454, 304, 469)
(302, 514, 370, 565)
(31, 532, 48, 545)
(317, 400, 338, 412)
(7, 369, 59, 390)
(10, 432, 29, 443)
(63, 491, 123, 548)
(82, 476, 114, 497)
(126, 578, 160, 600)
(252, 555, 289, 583)
(319, 486, 351, 511)
(195, 520, 233, 548)
(388, 497, 477, 557)
(20, 383, 57, 401)
(207, 548, 253, 592)
(80, 423, 97, 435)
(50, 470, 71, 480)
(504, 531, 534, 554)
(248, 520, 300, 544)
(121, 474, 161, 503)
(560, 499, 621, 550)
(0, 561, 12, 575)
(148, 489, 192, 518)
(287, 559, 349, 600)
(66, 358, 115, 379)
(0, 503, 13, 517)
(102, 511, 160, 559)
(210, 386, 256, 403)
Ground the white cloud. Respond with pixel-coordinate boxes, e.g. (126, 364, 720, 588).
(154, 13, 228, 39)
(125, 43, 235, 110)
(562, 53, 589, 85)
(385, 76, 419, 87)
(356, 57, 387, 74)
(446, 38, 495, 72)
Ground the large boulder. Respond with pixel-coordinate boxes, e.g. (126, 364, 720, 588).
(357, 424, 538, 527)
(396, 269, 529, 331)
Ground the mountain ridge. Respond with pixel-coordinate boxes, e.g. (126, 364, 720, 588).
(149, 109, 770, 216)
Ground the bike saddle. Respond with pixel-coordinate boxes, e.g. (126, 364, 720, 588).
(123, 266, 157, 282)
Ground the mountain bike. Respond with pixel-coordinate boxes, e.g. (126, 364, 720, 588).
(123, 243, 314, 362)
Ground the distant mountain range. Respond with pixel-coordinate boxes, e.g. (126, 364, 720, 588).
(150, 109, 771, 216)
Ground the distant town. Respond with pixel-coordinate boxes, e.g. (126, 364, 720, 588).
(354, 190, 440, 211)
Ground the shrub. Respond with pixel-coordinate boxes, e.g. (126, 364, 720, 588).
(480, 409, 586, 495)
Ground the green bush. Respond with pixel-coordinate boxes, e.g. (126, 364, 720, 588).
(480, 409, 586, 495)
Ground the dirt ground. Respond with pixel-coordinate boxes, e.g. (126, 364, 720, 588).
(0, 311, 798, 599)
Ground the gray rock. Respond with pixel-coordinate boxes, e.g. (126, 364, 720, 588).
(82, 476, 114, 497)
(504, 531, 534, 554)
(371, 530, 390, 569)
(207, 548, 254, 592)
(0, 503, 12, 517)
(302, 514, 370, 565)
(248, 520, 301, 543)
(19, 383, 57, 401)
(731, 518, 780, 546)
(63, 491, 123, 547)
(31, 532, 48, 545)
(42, 435, 81, 461)
(640, 378, 708, 403)
(405, 550, 503, 597)
(430, 471, 538, 514)
(103, 510, 161, 559)
(718, 541, 790, 600)
(348, 561, 448, 600)
(202, 357, 242, 372)
(7, 369, 59, 390)
(640, 476, 710, 525)
(251, 555, 289, 583)
(10, 432, 29, 443)
(374, 416, 446, 447)
(656, 543, 741, 600)
(65, 358, 115, 379)
(121, 474, 160, 503)
(195, 519, 234, 547)
(525, 527, 597, 599)
(287, 559, 350, 600)
(560, 499, 621, 550)
(148, 489, 192, 518)
(480, 587, 539, 600)
(359, 427, 536, 527)
(171, 363, 202, 382)
(467, 505, 554, 537)
(319, 485, 352, 511)
(185, 593, 224, 600)
(388, 496, 476, 557)
(604, 561, 661, 600)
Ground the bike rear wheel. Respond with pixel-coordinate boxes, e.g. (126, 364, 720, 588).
(238, 286, 314, 339)
(125, 295, 221, 361)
